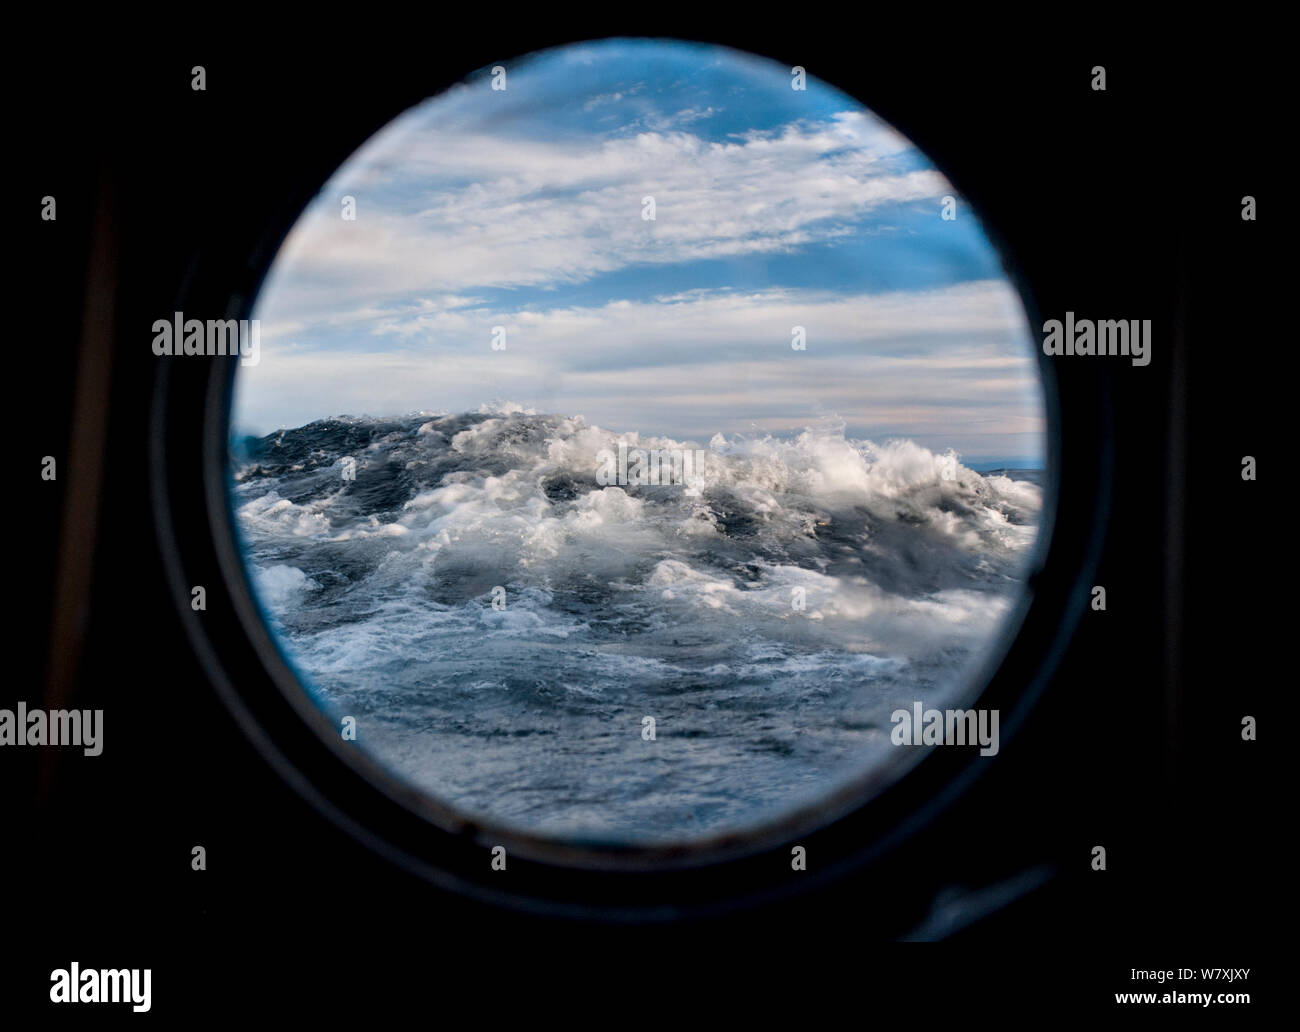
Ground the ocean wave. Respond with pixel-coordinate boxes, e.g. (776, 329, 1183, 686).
(231, 409, 1042, 841)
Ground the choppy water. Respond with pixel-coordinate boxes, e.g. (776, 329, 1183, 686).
(230, 407, 1042, 843)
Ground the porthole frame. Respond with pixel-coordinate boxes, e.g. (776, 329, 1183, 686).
(149, 37, 1113, 921)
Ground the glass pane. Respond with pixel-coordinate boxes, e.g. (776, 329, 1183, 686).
(230, 39, 1048, 846)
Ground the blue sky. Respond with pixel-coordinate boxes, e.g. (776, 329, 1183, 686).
(234, 39, 1045, 465)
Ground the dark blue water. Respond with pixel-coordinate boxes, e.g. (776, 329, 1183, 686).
(231, 409, 1042, 843)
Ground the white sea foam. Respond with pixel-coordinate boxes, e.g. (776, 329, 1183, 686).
(231, 409, 1042, 841)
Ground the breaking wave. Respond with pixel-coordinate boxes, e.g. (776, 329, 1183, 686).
(230, 407, 1043, 843)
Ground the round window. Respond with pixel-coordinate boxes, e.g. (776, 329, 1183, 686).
(229, 39, 1048, 848)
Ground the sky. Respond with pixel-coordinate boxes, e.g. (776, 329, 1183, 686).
(234, 39, 1046, 466)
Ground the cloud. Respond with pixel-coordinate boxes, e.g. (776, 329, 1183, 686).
(236, 45, 1044, 464)
(236, 280, 1042, 456)
(257, 111, 947, 325)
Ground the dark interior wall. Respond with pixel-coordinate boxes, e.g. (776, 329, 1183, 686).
(8, 18, 1274, 1016)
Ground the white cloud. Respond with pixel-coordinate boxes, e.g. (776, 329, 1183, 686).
(236, 280, 1042, 454)
(256, 112, 947, 326)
